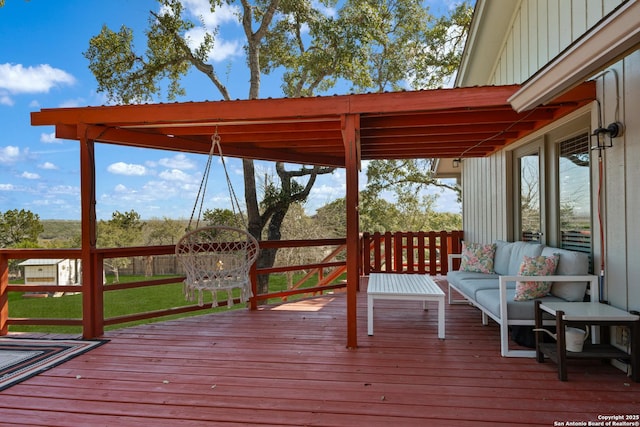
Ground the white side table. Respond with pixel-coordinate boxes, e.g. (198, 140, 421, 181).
(535, 301, 639, 381)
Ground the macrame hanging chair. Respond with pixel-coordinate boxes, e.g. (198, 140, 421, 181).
(175, 132, 259, 308)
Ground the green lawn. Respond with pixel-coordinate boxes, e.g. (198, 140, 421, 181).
(6, 273, 335, 334)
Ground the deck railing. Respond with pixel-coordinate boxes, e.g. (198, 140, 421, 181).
(0, 239, 347, 337)
(1, 231, 462, 337)
(362, 230, 463, 275)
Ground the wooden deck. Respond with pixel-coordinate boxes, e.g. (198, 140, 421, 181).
(1, 278, 638, 426)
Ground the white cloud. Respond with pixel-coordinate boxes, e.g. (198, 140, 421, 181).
(31, 198, 69, 207)
(0, 183, 16, 191)
(39, 161, 58, 170)
(0, 91, 14, 106)
(0, 146, 21, 164)
(21, 171, 40, 180)
(184, 27, 241, 62)
(182, 0, 239, 27)
(46, 185, 80, 196)
(158, 153, 197, 170)
(159, 168, 193, 183)
(107, 162, 148, 176)
(114, 184, 131, 193)
(311, 0, 337, 17)
(0, 63, 76, 94)
(41, 132, 62, 144)
(176, 0, 242, 63)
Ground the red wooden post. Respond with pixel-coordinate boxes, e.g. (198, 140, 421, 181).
(439, 231, 449, 275)
(93, 252, 105, 335)
(406, 232, 414, 273)
(0, 253, 8, 335)
(80, 133, 102, 338)
(394, 232, 403, 273)
(362, 233, 370, 275)
(384, 232, 392, 272)
(417, 232, 426, 274)
(373, 232, 382, 272)
(343, 113, 360, 349)
(249, 261, 258, 310)
(428, 232, 437, 275)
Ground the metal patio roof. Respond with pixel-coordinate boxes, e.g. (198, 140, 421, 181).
(31, 82, 595, 168)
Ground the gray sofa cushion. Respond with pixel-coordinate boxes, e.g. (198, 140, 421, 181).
(447, 271, 499, 298)
(447, 270, 499, 285)
(506, 242, 544, 275)
(541, 247, 589, 301)
(493, 240, 513, 275)
(475, 289, 565, 320)
(455, 278, 502, 300)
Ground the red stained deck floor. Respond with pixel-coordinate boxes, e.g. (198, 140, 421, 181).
(1, 278, 638, 426)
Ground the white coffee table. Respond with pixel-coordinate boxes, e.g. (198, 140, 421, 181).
(367, 273, 445, 339)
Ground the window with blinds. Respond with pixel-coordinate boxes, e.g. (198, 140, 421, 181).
(558, 133, 592, 256)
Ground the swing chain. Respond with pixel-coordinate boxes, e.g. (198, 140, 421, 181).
(187, 129, 247, 231)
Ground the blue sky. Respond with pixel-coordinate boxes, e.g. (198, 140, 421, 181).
(0, 0, 462, 220)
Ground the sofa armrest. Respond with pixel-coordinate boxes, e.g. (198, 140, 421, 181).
(448, 253, 462, 272)
(499, 275, 599, 303)
(498, 274, 600, 321)
(497, 274, 598, 357)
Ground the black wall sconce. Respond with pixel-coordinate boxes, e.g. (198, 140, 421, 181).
(591, 122, 623, 150)
(452, 158, 462, 168)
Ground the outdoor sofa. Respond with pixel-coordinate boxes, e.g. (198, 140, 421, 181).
(447, 240, 599, 357)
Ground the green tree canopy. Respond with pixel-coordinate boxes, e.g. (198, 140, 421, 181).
(0, 209, 44, 248)
(97, 210, 146, 283)
(97, 210, 145, 248)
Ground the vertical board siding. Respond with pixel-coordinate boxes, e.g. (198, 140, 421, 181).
(624, 50, 640, 312)
(599, 61, 626, 308)
(537, 0, 548, 70)
(572, 0, 588, 39)
(462, 154, 510, 244)
(490, 0, 622, 85)
(547, 1, 560, 58)
(528, 0, 539, 77)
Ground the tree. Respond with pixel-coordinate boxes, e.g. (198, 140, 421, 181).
(202, 208, 243, 229)
(84, 0, 471, 294)
(274, 202, 325, 289)
(354, 2, 471, 217)
(0, 209, 44, 278)
(0, 209, 43, 248)
(362, 158, 461, 222)
(146, 217, 185, 245)
(97, 210, 145, 282)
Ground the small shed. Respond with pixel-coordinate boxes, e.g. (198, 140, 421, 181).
(18, 259, 81, 287)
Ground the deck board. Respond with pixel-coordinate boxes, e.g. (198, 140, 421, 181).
(1, 278, 638, 426)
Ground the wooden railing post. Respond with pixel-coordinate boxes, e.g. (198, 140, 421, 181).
(250, 261, 258, 310)
(0, 253, 8, 336)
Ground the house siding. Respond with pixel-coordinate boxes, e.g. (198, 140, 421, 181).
(491, 0, 622, 86)
(460, 0, 638, 313)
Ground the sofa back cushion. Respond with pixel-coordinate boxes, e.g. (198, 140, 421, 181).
(493, 240, 513, 275)
(541, 247, 589, 301)
(507, 242, 544, 275)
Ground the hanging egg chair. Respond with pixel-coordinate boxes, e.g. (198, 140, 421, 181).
(176, 225, 259, 307)
(175, 131, 259, 307)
